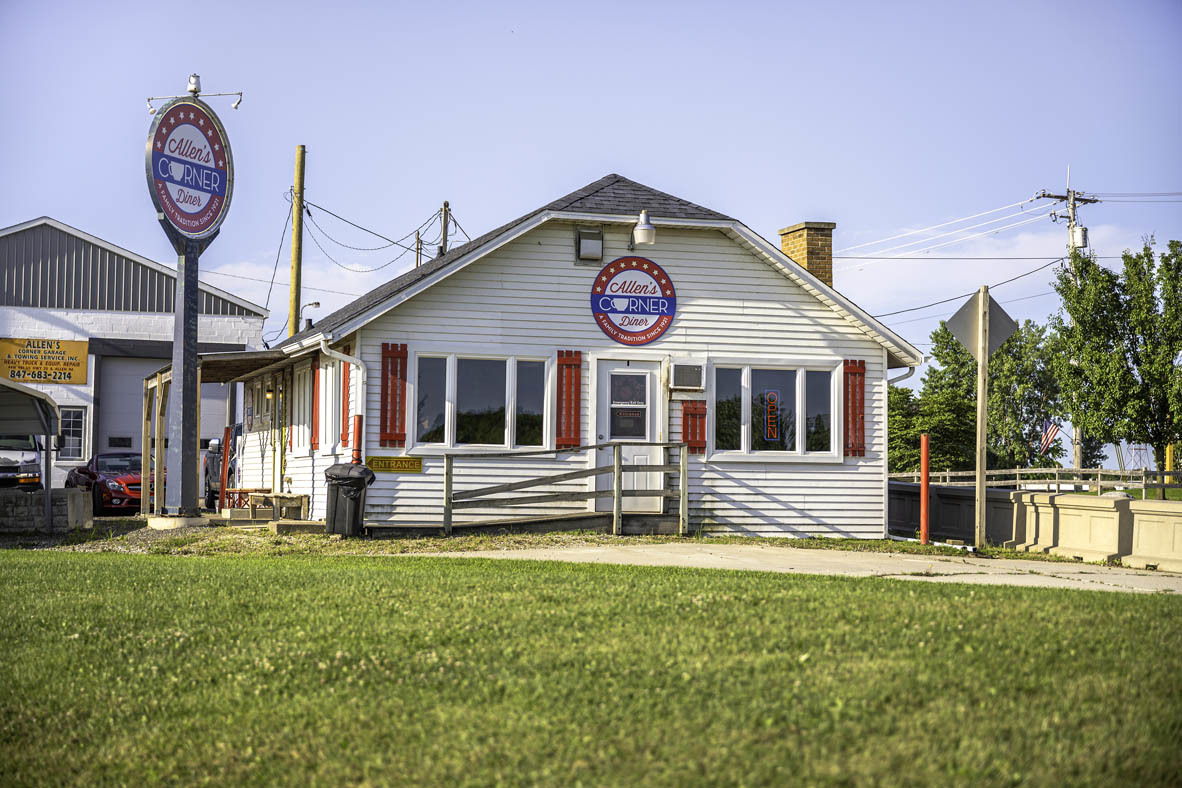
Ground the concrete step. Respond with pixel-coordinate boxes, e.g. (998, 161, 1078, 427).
(271, 520, 325, 535)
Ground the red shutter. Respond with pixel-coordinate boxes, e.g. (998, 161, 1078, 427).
(843, 360, 866, 457)
(340, 345, 351, 447)
(682, 400, 707, 455)
(311, 358, 321, 451)
(380, 343, 408, 447)
(556, 350, 582, 449)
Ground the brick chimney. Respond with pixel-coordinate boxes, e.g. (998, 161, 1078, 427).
(778, 221, 836, 287)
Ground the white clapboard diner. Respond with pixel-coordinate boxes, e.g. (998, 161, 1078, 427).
(220, 174, 922, 536)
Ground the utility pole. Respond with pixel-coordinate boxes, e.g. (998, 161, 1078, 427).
(439, 200, 450, 257)
(1037, 167, 1101, 469)
(415, 230, 421, 267)
(974, 285, 990, 549)
(288, 145, 306, 338)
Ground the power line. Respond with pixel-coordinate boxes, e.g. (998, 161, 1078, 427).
(450, 213, 472, 243)
(834, 197, 1041, 253)
(304, 219, 416, 273)
(302, 198, 432, 254)
(836, 212, 1055, 271)
(1090, 191, 1182, 197)
(834, 255, 1122, 260)
(846, 203, 1062, 258)
(889, 290, 1058, 328)
(263, 199, 293, 314)
(305, 210, 396, 251)
(201, 268, 361, 297)
(873, 257, 1064, 318)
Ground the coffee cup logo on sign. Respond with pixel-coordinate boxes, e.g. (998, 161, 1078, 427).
(146, 98, 234, 240)
(589, 257, 677, 346)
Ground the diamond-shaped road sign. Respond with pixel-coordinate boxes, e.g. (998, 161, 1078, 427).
(947, 289, 1018, 362)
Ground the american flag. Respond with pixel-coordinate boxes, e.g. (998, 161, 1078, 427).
(1039, 419, 1059, 455)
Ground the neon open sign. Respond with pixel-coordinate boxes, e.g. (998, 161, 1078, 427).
(765, 389, 780, 441)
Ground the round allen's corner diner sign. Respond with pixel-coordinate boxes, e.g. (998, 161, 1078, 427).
(590, 256, 677, 346)
(146, 98, 233, 239)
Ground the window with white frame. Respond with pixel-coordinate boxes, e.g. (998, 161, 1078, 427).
(320, 358, 340, 450)
(413, 354, 548, 448)
(59, 406, 85, 460)
(292, 364, 311, 448)
(712, 362, 838, 457)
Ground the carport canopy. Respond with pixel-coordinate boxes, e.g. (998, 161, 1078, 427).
(0, 378, 60, 524)
(0, 377, 60, 436)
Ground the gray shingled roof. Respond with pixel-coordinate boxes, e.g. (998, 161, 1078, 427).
(279, 174, 731, 347)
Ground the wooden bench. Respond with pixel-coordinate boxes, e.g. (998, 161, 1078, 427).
(247, 492, 309, 521)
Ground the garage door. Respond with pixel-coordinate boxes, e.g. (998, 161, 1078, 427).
(97, 357, 228, 453)
(98, 358, 168, 453)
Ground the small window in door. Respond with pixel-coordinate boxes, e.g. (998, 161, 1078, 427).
(609, 373, 647, 439)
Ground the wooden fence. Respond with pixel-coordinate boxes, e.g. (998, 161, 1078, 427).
(443, 442, 688, 536)
(888, 467, 1181, 496)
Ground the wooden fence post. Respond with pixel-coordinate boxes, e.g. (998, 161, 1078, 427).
(679, 443, 688, 537)
(612, 443, 622, 536)
(443, 454, 453, 536)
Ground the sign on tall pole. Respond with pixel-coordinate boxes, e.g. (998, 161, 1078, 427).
(145, 75, 235, 516)
(946, 285, 1017, 548)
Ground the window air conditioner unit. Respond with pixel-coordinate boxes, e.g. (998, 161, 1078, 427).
(669, 361, 705, 391)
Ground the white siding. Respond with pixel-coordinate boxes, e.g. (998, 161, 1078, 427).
(347, 222, 890, 536)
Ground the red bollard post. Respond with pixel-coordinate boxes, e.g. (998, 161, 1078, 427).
(920, 432, 930, 545)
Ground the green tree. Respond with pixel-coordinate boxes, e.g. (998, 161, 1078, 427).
(1051, 241, 1182, 494)
(887, 385, 920, 473)
(890, 321, 1064, 473)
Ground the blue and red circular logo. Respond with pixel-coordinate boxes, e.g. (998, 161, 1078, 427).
(590, 256, 677, 346)
(146, 98, 233, 239)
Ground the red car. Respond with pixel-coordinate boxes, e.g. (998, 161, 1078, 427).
(66, 452, 148, 515)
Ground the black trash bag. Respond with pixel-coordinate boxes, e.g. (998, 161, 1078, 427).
(324, 463, 376, 537)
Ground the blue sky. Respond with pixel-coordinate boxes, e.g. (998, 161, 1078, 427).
(3, 0, 1180, 372)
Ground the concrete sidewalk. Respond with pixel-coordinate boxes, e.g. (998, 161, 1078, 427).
(432, 543, 1182, 594)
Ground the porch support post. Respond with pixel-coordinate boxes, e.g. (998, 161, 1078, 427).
(612, 443, 622, 536)
(443, 453, 453, 536)
(154, 373, 168, 514)
(678, 443, 688, 536)
(141, 378, 152, 516)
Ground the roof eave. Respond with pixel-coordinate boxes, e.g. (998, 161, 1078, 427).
(273, 210, 922, 370)
(0, 216, 270, 318)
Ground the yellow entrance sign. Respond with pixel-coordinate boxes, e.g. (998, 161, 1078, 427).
(0, 338, 88, 384)
(366, 456, 424, 473)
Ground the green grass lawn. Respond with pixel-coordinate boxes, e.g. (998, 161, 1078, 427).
(2, 554, 1180, 786)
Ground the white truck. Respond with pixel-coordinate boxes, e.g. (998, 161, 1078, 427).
(0, 434, 46, 491)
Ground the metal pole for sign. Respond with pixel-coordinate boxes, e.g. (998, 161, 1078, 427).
(165, 238, 202, 516)
(146, 82, 236, 519)
(974, 285, 990, 549)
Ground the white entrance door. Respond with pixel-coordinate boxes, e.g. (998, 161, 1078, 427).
(595, 360, 663, 513)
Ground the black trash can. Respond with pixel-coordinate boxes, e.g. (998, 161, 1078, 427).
(324, 463, 376, 537)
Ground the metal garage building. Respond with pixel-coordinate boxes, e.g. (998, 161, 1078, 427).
(0, 217, 266, 486)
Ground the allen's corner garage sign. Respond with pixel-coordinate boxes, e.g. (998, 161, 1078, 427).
(146, 98, 233, 239)
(590, 256, 677, 345)
(0, 338, 88, 384)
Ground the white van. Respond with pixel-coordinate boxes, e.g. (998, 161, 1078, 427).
(0, 435, 45, 491)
